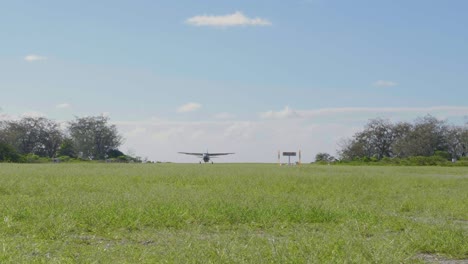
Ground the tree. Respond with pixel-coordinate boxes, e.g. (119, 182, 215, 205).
(339, 118, 395, 160)
(37, 118, 63, 158)
(57, 138, 76, 158)
(0, 117, 63, 158)
(68, 116, 122, 160)
(0, 118, 39, 154)
(0, 142, 21, 162)
(390, 122, 413, 158)
(461, 122, 468, 157)
(338, 115, 455, 161)
(361, 118, 396, 159)
(107, 148, 125, 158)
(315, 152, 335, 162)
(338, 137, 372, 161)
(445, 126, 465, 159)
(392, 115, 448, 157)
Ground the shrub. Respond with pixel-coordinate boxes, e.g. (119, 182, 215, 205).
(57, 155, 71, 162)
(315, 152, 336, 163)
(434, 150, 451, 160)
(107, 149, 125, 158)
(117, 155, 128, 162)
(57, 138, 76, 158)
(0, 143, 21, 162)
(22, 153, 50, 163)
(407, 156, 448, 166)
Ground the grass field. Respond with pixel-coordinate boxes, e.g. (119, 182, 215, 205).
(0, 163, 467, 263)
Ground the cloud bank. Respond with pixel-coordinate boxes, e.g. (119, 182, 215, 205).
(2, 105, 466, 163)
(259, 106, 301, 119)
(186, 11, 271, 27)
(298, 106, 468, 118)
(117, 105, 468, 163)
(259, 106, 468, 120)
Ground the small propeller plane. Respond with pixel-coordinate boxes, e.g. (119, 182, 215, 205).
(178, 151, 235, 164)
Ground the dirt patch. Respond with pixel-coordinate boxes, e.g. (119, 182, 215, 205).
(416, 253, 468, 264)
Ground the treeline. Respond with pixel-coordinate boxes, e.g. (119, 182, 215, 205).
(0, 116, 141, 163)
(316, 115, 468, 166)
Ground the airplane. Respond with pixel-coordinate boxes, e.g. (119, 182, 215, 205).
(178, 151, 235, 164)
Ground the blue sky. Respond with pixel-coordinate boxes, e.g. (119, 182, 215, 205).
(1, 0, 467, 162)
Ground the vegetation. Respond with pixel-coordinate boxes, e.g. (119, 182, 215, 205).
(0, 117, 63, 158)
(68, 116, 122, 160)
(314, 152, 336, 163)
(0, 142, 21, 162)
(0, 116, 138, 163)
(332, 155, 468, 166)
(337, 115, 468, 162)
(0, 163, 466, 263)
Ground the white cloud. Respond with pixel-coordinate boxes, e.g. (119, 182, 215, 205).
(373, 80, 398, 87)
(56, 103, 71, 109)
(260, 106, 301, 119)
(24, 54, 48, 62)
(186, 11, 271, 27)
(177, 102, 202, 113)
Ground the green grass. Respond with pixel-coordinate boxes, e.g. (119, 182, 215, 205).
(0, 163, 467, 263)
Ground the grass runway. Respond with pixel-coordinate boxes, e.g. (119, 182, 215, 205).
(0, 163, 467, 263)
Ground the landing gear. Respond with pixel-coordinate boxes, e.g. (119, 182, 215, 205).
(211, 161, 213, 164)
(199, 161, 201, 164)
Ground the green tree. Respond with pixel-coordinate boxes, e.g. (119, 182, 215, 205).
(57, 138, 77, 158)
(339, 115, 453, 160)
(315, 152, 335, 162)
(0, 142, 21, 162)
(393, 115, 448, 157)
(361, 118, 396, 159)
(339, 118, 396, 160)
(461, 121, 468, 157)
(68, 116, 123, 160)
(107, 148, 125, 158)
(0, 117, 63, 158)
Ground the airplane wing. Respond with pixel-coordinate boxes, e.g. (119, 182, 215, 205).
(178, 152, 204, 157)
(207, 153, 235, 156)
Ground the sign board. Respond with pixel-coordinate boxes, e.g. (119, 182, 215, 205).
(283, 152, 296, 156)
